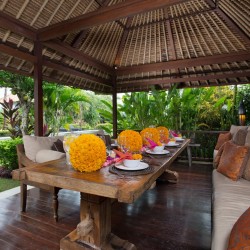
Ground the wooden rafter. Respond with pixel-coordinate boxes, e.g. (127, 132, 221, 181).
(43, 58, 111, 87)
(114, 17, 133, 66)
(119, 71, 250, 88)
(0, 42, 36, 62)
(0, 11, 36, 40)
(38, 0, 190, 41)
(44, 40, 114, 74)
(215, 7, 250, 44)
(116, 51, 250, 75)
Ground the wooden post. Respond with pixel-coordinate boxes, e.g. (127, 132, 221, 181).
(33, 40, 43, 136)
(112, 74, 117, 139)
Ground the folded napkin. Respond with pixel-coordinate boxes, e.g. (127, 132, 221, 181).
(146, 138, 158, 149)
(170, 131, 179, 137)
(113, 149, 133, 163)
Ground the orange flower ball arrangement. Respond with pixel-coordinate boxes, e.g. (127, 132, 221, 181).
(157, 126, 169, 143)
(140, 127, 160, 146)
(117, 130, 143, 153)
(69, 134, 106, 172)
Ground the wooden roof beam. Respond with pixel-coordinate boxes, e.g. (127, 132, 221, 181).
(0, 42, 36, 63)
(118, 71, 250, 89)
(44, 40, 114, 75)
(43, 58, 111, 87)
(116, 51, 250, 75)
(38, 0, 190, 41)
(0, 11, 36, 40)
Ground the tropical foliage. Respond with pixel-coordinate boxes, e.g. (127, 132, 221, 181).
(0, 71, 34, 135)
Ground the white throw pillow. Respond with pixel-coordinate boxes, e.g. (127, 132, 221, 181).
(35, 149, 65, 163)
(23, 135, 63, 162)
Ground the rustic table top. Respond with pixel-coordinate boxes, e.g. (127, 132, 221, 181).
(13, 139, 190, 203)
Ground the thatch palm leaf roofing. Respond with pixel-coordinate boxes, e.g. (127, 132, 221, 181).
(0, 0, 249, 93)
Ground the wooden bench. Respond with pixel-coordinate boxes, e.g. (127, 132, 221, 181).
(16, 144, 60, 221)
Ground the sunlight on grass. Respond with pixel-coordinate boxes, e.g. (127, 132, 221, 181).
(0, 178, 20, 192)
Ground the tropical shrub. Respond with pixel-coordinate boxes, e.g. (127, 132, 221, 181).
(0, 137, 23, 170)
(0, 98, 22, 138)
(0, 129, 11, 136)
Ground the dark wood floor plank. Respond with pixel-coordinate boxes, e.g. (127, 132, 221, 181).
(0, 162, 212, 250)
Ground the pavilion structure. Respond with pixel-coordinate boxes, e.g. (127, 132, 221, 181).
(0, 0, 249, 136)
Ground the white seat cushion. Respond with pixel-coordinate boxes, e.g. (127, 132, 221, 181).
(212, 170, 250, 250)
(35, 149, 65, 163)
(23, 135, 64, 162)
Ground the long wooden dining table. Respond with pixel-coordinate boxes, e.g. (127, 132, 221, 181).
(13, 139, 190, 250)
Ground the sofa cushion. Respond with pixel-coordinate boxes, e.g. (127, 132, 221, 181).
(51, 139, 65, 153)
(215, 132, 232, 150)
(214, 143, 225, 169)
(245, 127, 250, 146)
(217, 141, 249, 181)
(212, 170, 250, 250)
(242, 154, 250, 181)
(23, 135, 64, 162)
(35, 149, 65, 163)
(230, 125, 248, 138)
(232, 128, 247, 145)
(227, 207, 250, 250)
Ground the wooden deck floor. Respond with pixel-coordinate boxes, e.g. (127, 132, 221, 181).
(0, 162, 212, 250)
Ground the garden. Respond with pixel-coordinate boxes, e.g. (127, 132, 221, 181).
(0, 71, 249, 191)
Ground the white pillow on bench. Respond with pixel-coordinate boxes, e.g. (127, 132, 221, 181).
(36, 149, 65, 163)
(23, 135, 64, 162)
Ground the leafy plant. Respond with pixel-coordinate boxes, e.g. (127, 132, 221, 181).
(0, 137, 23, 170)
(0, 129, 11, 136)
(0, 98, 22, 138)
(0, 71, 34, 135)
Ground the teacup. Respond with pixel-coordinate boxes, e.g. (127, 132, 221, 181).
(123, 159, 140, 168)
(153, 145, 164, 153)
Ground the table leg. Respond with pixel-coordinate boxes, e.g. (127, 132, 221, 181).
(187, 146, 192, 167)
(60, 193, 136, 250)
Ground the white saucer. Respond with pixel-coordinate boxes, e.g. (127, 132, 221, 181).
(115, 162, 149, 171)
(165, 142, 179, 147)
(145, 149, 170, 155)
(175, 138, 184, 142)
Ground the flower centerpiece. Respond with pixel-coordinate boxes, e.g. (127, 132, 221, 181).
(157, 126, 169, 143)
(140, 127, 160, 146)
(117, 130, 142, 153)
(69, 134, 106, 172)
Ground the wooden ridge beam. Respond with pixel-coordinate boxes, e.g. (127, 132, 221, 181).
(38, 0, 189, 41)
(118, 71, 250, 88)
(0, 42, 36, 63)
(116, 51, 250, 75)
(44, 40, 114, 75)
(0, 11, 36, 40)
(43, 58, 111, 87)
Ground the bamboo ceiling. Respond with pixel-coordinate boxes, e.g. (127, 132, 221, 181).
(0, 0, 249, 93)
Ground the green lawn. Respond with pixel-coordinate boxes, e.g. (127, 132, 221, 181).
(0, 178, 20, 192)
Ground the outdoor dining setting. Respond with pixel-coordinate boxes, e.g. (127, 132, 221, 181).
(0, 0, 250, 249)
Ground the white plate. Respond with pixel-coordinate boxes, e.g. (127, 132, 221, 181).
(165, 142, 179, 147)
(145, 149, 170, 155)
(175, 138, 184, 142)
(115, 162, 149, 171)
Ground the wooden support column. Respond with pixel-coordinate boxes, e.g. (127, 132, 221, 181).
(33, 40, 43, 136)
(112, 74, 117, 139)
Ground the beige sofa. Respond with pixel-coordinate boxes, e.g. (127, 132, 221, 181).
(211, 125, 250, 250)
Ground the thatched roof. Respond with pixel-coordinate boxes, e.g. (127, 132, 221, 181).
(0, 0, 249, 93)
